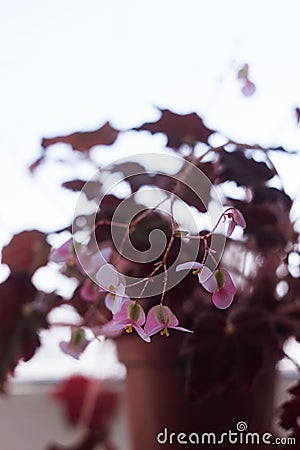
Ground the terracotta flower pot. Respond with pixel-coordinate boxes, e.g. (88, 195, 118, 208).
(117, 333, 277, 450)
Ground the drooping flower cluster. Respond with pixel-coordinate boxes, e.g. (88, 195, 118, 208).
(49, 208, 245, 357)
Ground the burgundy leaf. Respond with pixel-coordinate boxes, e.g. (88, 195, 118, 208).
(0, 272, 47, 390)
(62, 180, 102, 200)
(217, 149, 275, 187)
(1, 230, 50, 275)
(280, 380, 300, 441)
(42, 122, 119, 153)
(133, 108, 214, 149)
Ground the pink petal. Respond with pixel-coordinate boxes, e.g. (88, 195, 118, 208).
(198, 266, 218, 293)
(88, 248, 113, 271)
(212, 269, 236, 309)
(60, 341, 81, 360)
(77, 246, 112, 274)
(212, 290, 234, 309)
(104, 294, 128, 312)
(104, 293, 118, 313)
(113, 300, 132, 321)
(80, 279, 98, 302)
(145, 323, 164, 337)
(162, 306, 179, 327)
(59, 329, 90, 359)
(226, 220, 236, 237)
(222, 269, 236, 295)
(101, 319, 128, 337)
(96, 264, 119, 290)
(171, 326, 193, 333)
(242, 81, 256, 96)
(144, 305, 178, 334)
(133, 324, 151, 342)
(49, 239, 73, 263)
(233, 209, 246, 228)
(112, 294, 126, 314)
(176, 261, 204, 272)
(144, 306, 164, 335)
(128, 301, 146, 325)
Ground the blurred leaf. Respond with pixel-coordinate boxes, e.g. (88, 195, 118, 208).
(28, 155, 45, 173)
(252, 186, 292, 210)
(295, 107, 300, 125)
(218, 150, 275, 186)
(0, 272, 47, 390)
(42, 122, 119, 153)
(1, 230, 50, 275)
(279, 380, 300, 441)
(53, 375, 118, 432)
(62, 180, 102, 200)
(181, 307, 278, 399)
(133, 108, 214, 149)
(237, 203, 285, 249)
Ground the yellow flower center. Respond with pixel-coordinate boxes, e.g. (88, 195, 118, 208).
(67, 257, 76, 267)
(160, 326, 170, 337)
(108, 284, 116, 300)
(125, 324, 133, 333)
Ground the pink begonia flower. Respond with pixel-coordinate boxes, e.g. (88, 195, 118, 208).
(237, 64, 256, 97)
(78, 246, 112, 274)
(212, 268, 236, 309)
(96, 263, 127, 314)
(176, 262, 236, 309)
(100, 300, 150, 342)
(80, 278, 99, 302)
(176, 262, 218, 292)
(242, 80, 256, 97)
(144, 305, 193, 337)
(226, 208, 246, 237)
(49, 238, 74, 264)
(79, 247, 112, 302)
(60, 328, 90, 360)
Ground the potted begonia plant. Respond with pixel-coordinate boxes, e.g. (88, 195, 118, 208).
(1, 106, 300, 450)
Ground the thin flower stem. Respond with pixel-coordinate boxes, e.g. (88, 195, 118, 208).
(160, 263, 168, 305)
(136, 264, 163, 299)
(114, 195, 170, 268)
(94, 220, 128, 230)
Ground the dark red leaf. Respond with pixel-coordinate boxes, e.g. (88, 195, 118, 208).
(229, 196, 293, 249)
(280, 380, 300, 441)
(1, 230, 50, 276)
(62, 180, 102, 200)
(0, 272, 47, 390)
(133, 108, 214, 149)
(217, 149, 275, 186)
(41, 122, 119, 153)
(252, 186, 292, 210)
